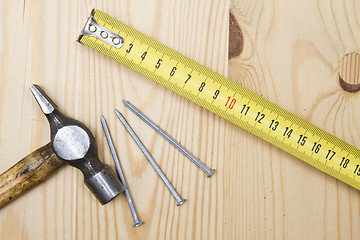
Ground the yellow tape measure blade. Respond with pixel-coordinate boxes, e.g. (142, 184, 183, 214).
(78, 9, 360, 191)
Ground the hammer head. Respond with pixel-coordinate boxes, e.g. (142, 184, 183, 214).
(30, 84, 124, 204)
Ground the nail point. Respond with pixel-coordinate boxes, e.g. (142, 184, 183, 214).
(115, 109, 125, 121)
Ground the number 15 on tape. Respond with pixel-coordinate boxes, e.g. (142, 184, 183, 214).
(78, 9, 360, 191)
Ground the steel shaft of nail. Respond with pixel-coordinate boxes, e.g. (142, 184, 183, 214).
(123, 100, 215, 178)
(115, 110, 186, 206)
(100, 116, 144, 227)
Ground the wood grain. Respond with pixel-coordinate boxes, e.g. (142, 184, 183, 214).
(339, 53, 360, 92)
(0, 0, 228, 239)
(1, 0, 360, 239)
(229, 0, 360, 239)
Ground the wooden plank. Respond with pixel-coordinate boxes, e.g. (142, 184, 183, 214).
(1, 0, 360, 239)
(0, 0, 228, 239)
(229, 0, 360, 239)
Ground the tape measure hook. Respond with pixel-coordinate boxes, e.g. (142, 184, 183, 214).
(77, 8, 124, 49)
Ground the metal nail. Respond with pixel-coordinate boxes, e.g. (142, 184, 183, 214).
(100, 116, 144, 227)
(115, 110, 186, 206)
(122, 100, 215, 178)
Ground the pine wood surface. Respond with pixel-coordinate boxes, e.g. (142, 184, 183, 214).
(0, 0, 228, 239)
(0, 0, 360, 239)
(229, 0, 360, 239)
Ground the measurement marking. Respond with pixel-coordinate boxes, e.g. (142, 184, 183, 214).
(239, 114, 243, 121)
(196, 77, 208, 97)
(167, 61, 179, 81)
(123, 38, 136, 58)
(153, 53, 165, 74)
(79, 9, 360, 192)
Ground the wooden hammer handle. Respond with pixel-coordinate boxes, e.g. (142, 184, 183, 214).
(0, 143, 65, 208)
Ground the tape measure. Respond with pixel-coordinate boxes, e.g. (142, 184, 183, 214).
(78, 9, 360, 191)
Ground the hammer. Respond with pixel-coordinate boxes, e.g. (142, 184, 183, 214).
(0, 85, 124, 208)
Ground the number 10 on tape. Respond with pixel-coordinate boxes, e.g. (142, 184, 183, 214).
(78, 9, 360, 191)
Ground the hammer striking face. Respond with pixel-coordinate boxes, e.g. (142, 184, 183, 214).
(30, 85, 124, 204)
